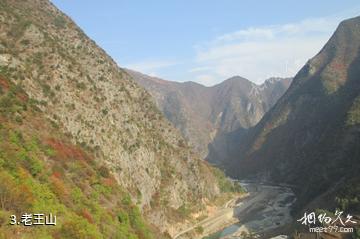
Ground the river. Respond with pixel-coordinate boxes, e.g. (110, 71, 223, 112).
(203, 181, 296, 239)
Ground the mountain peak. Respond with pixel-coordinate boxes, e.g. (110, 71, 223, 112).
(129, 70, 291, 160)
(290, 15, 360, 94)
(338, 15, 360, 29)
(219, 75, 253, 86)
(327, 15, 360, 51)
(264, 77, 286, 84)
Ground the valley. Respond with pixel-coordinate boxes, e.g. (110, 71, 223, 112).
(173, 181, 296, 239)
(129, 15, 360, 238)
(0, 1, 359, 239)
(205, 182, 296, 239)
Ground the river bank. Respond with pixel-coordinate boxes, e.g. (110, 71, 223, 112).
(203, 181, 296, 239)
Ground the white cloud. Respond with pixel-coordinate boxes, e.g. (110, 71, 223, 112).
(191, 15, 345, 85)
(123, 60, 178, 75)
(118, 8, 360, 86)
(215, 27, 275, 43)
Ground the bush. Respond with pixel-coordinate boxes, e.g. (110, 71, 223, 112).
(128, 206, 153, 239)
(353, 227, 360, 239)
(59, 216, 102, 239)
(54, 16, 67, 28)
(121, 194, 132, 206)
(178, 204, 190, 218)
(117, 210, 130, 225)
(347, 97, 360, 126)
(0, 171, 34, 213)
(24, 156, 43, 176)
(195, 226, 204, 234)
(212, 167, 244, 193)
(76, 82, 86, 90)
(98, 165, 110, 178)
(102, 108, 108, 116)
(41, 83, 55, 98)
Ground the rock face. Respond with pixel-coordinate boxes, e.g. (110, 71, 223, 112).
(225, 16, 360, 213)
(127, 69, 291, 165)
(0, 0, 223, 233)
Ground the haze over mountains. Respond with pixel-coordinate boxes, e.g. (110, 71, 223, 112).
(127, 69, 291, 164)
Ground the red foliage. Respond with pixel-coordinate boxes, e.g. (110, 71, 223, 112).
(331, 61, 346, 71)
(0, 76, 9, 90)
(102, 177, 116, 187)
(52, 171, 62, 179)
(0, 76, 28, 102)
(45, 138, 92, 162)
(50, 175, 69, 202)
(16, 91, 28, 102)
(329, 60, 347, 82)
(80, 208, 94, 224)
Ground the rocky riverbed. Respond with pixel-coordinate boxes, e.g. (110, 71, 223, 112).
(204, 181, 296, 239)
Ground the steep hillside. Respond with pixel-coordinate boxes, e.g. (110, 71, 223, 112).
(226, 16, 360, 214)
(0, 0, 236, 235)
(127, 69, 291, 164)
(0, 76, 158, 239)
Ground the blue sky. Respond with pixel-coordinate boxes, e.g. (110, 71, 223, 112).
(51, 1, 360, 85)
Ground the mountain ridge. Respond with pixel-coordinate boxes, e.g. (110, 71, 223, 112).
(224, 15, 360, 215)
(127, 68, 291, 165)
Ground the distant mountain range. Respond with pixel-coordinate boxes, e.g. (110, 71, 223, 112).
(127, 69, 291, 165)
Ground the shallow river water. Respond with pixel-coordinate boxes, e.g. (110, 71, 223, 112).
(204, 181, 296, 239)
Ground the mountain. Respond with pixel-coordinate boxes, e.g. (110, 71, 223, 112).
(225, 16, 360, 214)
(0, 0, 240, 237)
(127, 69, 291, 165)
(0, 73, 157, 239)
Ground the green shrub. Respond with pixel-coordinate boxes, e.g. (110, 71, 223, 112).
(347, 96, 360, 126)
(98, 165, 110, 178)
(117, 210, 130, 225)
(195, 226, 204, 234)
(54, 16, 67, 28)
(0, 171, 34, 213)
(76, 82, 86, 90)
(102, 108, 108, 116)
(212, 167, 244, 193)
(59, 216, 102, 239)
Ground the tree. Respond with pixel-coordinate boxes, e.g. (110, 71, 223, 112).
(0, 171, 33, 213)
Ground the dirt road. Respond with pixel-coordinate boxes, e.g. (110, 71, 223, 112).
(173, 197, 241, 239)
